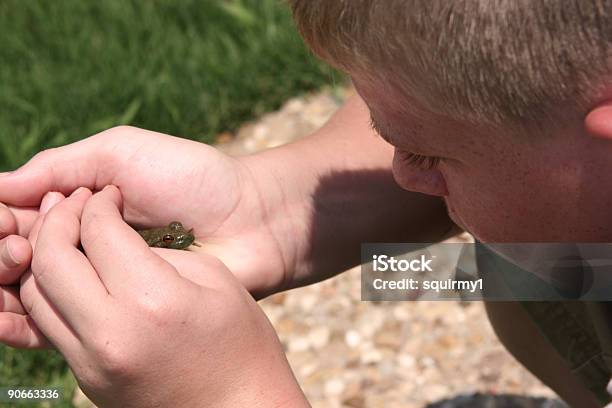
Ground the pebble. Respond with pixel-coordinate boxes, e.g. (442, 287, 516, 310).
(398, 353, 416, 368)
(309, 326, 331, 349)
(288, 337, 311, 353)
(324, 378, 346, 397)
(360, 349, 383, 365)
(374, 330, 402, 349)
(345, 330, 362, 348)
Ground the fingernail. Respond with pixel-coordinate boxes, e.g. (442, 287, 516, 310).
(40, 192, 61, 214)
(102, 185, 115, 192)
(70, 187, 89, 197)
(2, 240, 21, 268)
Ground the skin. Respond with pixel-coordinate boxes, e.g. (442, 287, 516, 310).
(0, 103, 450, 406)
(137, 221, 196, 250)
(353, 77, 612, 243)
(0, 128, 286, 299)
(18, 186, 308, 407)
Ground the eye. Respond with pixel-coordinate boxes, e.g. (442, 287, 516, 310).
(399, 151, 440, 170)
(163, 234, 175, 243)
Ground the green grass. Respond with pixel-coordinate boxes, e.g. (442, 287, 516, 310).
(0, 0, 343, 405)
(0, 0, 343, 171)
(0, 347, 74, 407)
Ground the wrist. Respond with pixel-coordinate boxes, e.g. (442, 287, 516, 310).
(235, 150, 308, 295)
(215, 373, 309, 408)
(193, 331, 310, 408)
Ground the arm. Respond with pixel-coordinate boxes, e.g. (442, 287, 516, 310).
(239, 93, 456, 290)
(0, 94, 455, 351)
(0, 94, 454, 302)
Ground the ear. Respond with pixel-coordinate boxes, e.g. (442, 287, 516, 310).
(584, 101, 612, 140)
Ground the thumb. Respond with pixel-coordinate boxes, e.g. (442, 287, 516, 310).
(27, 191, 67, 249)
(0, 138, 114, 207)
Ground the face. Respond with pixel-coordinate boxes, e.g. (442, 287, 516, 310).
(140, 222, 195, 249)
(166, 230, 195, 249)
(353, 78, 612, 243)
(164, 222, 196, 249)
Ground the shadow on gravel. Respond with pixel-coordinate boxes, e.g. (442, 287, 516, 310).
(308, 169, 451, 285)
(425, 393, 568, 408)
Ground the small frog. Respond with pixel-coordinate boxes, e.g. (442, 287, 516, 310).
(137, 221, 199, 250)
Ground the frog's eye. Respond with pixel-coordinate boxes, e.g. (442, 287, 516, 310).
(163, 234, 175, 243)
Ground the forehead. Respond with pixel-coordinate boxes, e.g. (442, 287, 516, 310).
(355, 78, 535, 173)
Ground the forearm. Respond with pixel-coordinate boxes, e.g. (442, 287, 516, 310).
(239, 94, 456, 290)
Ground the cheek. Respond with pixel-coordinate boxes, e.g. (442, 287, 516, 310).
(444, 191, 507, 242)
(443, 169, 578, 242)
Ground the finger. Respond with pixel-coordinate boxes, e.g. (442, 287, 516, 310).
(32, 187, 109, 333)
(5, 206, 38, 237)
(0, 236, 32, 285)
(0, 312, 51, 349)
(28, 192, 66, 249)
(0, 203, 17, 239)
(5, 191, 66, 286)
(0, 135, 116, 206)
(1, 191, 83, 245)
(0, 191, 65, 240)
(0, 192, 65, 285)
(20, 271, 76, 350)
(0, 285, 26, 314)
(81, 185, 178, 297)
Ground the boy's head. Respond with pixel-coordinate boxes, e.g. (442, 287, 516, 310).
(291, 0, 612, 243)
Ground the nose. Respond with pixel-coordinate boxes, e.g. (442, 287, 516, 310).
(392, 149, 448, 196)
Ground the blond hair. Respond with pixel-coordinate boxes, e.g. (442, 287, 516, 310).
(289, 0, 612, 130)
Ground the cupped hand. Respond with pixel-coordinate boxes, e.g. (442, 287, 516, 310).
(0, 126, 290, 297)
(19, 186, 307, 408)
